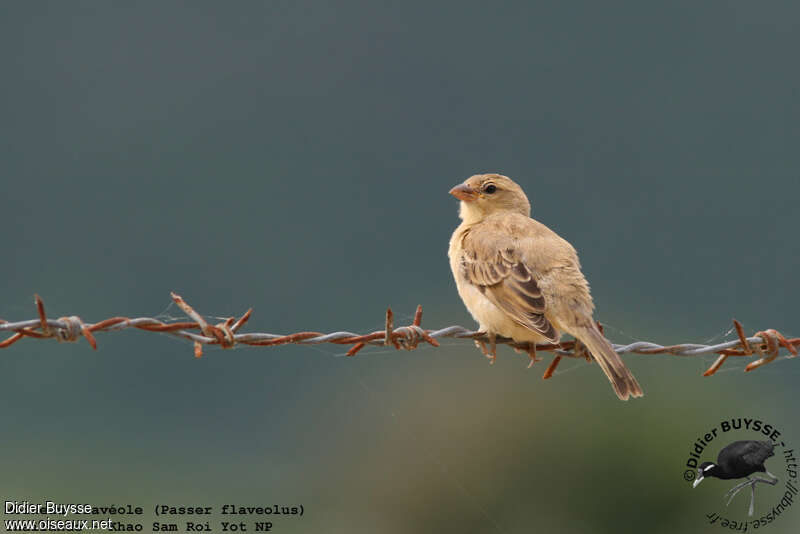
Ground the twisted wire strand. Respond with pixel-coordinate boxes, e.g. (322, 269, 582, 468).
(1, 293, 797, 378)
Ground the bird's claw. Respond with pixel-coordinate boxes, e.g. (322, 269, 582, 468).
(723, 475, 778, 516)
(475, 333, 497, 364)
(526, 343, 540, 368)
(574, 339, 592, 362)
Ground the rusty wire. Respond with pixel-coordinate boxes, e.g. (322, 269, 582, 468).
(0, 293, 797, 379)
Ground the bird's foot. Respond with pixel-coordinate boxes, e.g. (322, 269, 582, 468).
(724, 476, 777, 516)
(725, 478, 753, 507)
(475, 333, 497, 364)
(573, 338, 593, 362)
(526, 343, 540, 368)
(474, 339, 488, 356)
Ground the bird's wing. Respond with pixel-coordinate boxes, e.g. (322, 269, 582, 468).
(460, 222, 558, 342)
(719, 440, 774, 470)
(740, 441, 775, 466)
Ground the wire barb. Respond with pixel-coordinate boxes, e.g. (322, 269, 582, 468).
(0, 294, 797, 379)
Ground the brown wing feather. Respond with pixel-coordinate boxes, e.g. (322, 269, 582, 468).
(461, 247, 558, 342)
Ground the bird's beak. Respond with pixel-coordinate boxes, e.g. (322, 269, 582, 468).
(449, 184, 479, 201)
(692, 475, 704, 489)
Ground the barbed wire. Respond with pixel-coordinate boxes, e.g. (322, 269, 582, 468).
(1, 293, 797, 379)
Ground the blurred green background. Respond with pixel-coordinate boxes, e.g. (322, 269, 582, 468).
(2, 1, 798, 533)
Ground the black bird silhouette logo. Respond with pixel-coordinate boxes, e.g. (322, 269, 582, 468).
(693, 440, 778, 516)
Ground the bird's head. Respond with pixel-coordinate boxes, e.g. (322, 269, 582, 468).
(693, 462, 718, 488)
(449, 174, 531, 224)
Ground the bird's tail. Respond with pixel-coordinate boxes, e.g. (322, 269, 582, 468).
(571, 325, 643, 401)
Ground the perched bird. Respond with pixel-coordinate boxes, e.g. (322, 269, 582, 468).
(693, 440, 777, 516)
(447, 173, 643, 400)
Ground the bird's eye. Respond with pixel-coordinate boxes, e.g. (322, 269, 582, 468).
(484, 184, 497, 194)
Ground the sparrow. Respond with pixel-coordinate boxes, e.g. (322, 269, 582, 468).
(448, 173, 643, 400)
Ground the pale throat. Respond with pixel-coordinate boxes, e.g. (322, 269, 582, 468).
(458, 201, 486, 225)
(458, 200, 530, 224)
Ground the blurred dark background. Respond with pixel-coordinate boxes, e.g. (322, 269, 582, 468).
(1, 2, 798, 533)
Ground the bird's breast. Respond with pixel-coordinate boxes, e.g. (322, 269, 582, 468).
(449, 236, 556, 343)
